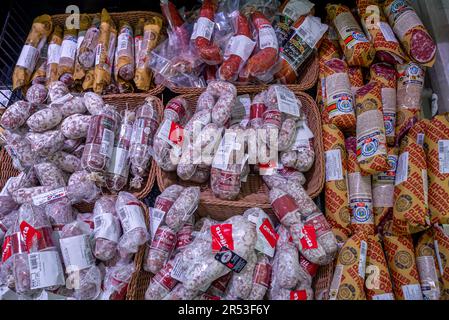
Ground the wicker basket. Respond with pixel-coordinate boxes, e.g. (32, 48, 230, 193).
(156, 91, 325, 220)
(169, 54, 319, 95)
(50, 11, 165, 96)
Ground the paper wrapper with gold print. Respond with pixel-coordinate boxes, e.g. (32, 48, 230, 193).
(395, 62, 425, 143)
(326, 4, 375, 67)
(355, 81, 389, 175)
(434, 225, 449, 299)
(13, 15, 53, 90)
(346, 137, 375, 236)
(321, 58, 356, 131)
(424, 114, 449, 225)
(73, 14, 92, 89)
(383, 0, 436, 67)
(372, 147, 398, 228)
(329, 232, 368, 300)
(392, 120, 430, 235)
(93, 9, 116, 94)
(365, 234, 394, 300)
(57, 24, 79, 87)
(134, 17, 163, 91)
(415, 228, 443, 300)
(357, 0, 406, 65)
(370, 63, 397, 146)
(383, 234, 423, 300)
(323, 124, 351, 245)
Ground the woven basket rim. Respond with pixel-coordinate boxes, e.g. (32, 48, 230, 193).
(50, 10, 165, 22)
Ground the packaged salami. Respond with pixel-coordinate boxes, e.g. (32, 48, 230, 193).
(273, 0, 315, 47)
(434, 225, 449, 299)
(93, 9, 117, 94)
(395, 62, 425, 143)
(134, 17, 163, 91)
(275, 15, 328, 84)
(348, 67, 364, 95)
(323, 124, 351, 245)
(424, 114, 449, 224)
(383, 234, 423, 300)
(355, 82, 389, 175)
(392, 120, 430, 235)
(326, 4, 375, 67)
(383, 0, 436, 67)
(357, 0, 406, 64)
(321, 58, 356, 131)
(57, 24, 78, 87)
(73, 14, 92, 88)
(370, 63, 397, 146)
(13, 15, 52, 90)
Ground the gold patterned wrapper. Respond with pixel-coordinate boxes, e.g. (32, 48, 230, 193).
(434, 225, 449, 299)
(326, 4, 375, 67)
(383, 234, 423, 300)
(415, 228, 443, 300)
(424, 114, 449, 224)
(13, 15, 53, 90)
(323, 124, 352, 245)
(329, 232, 368, 300)
(365, 234, 394, 299)
(392, 120, 430, 235)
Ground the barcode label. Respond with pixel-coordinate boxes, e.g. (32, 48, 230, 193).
(94, 216, 103, 229)
(438, 140, 449, 174)
(100, 128, 114, 157)
(17, 45, 39, 71)
(258, 25, 278, 50)
(95, 43, 103, 66)
(275, 86, 300, 117)
(28, 251, 65, 290)
(295, 16, 328, 49)
(417, 133, 425, 146)
(118, 205, 146, 234)
(402, 284, 423, 300)
(150, 208, 165, 241)
(395, 152, 409, 185)
(283, 0, 314, 21)
(118, 33, 130, 51)
(191, 17, 215, 41)
(329, 264, 343, 300)
(358, 240, 368, 278)
(170, 256, 188, 283)
(60, 39, 77, 60)
(212, 132, 238, 170)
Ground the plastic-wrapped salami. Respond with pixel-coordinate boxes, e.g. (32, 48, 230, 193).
(44, 197, 74, 231)
(26, 130, 65, 158)
(48, 151, 82, 173)
(1, 101, 39, 131)
(78, 15, 101, 69)
(116, 192, 148, 256)
(355, 82, 389, 175)
(0, 220, 23, 289)
(12, 15, 52, 90)
(115, 21, 135, 82)
(82, 105, 121, 173)
(383, 0, 436, 67)
(423, 114, 449, 224)
(129, 97, 160, 189)
(144, 225, 177, 274)
(46, 26, 63, 85)
(61, 114, 92, 140)
(93, 9, 116, 94)
(273, 0, 315, 47)
(434, 225, 449, 299)
(134, 17, 163, 91)
(83, 92, 105, 116)
(275, 15, 328, 84)
(73, 14, 91, 88)
(14, 203, 64, 295)
(218, 12, 255, 81)
(93, 196, 121, 261)
(66, 170, 101, 205)
(57, 25, 78, 86)
(392, 120, 430, 235)
(3, 131, 37, 170)
(247, 253, 271, 300)
(59, 221, 101, 300)
(26, 106, 63, 133)
(165, 187, 200, 233)
(26, 83, 47, 104)
(100, 262, 135, 300)
(321, 58, 356, 131)
(326, 4, 375, 67)
(106, 110, 135, 192)
(395, 63, 425, 143)
(224, 251, 257, 300)
(34, 161, 67, 188)
(357, 0, 406, 64)
(145, 259, 178, 300)
(323, 124, 351, 245)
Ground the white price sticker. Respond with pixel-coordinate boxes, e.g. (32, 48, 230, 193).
(258, 25, 278, 50)
(29, 251, 65, 290)
(395, 152, 409, 186)
(402, 284, 423, 300)
(118, 204, 146, 234)
(100, 128, 114, 157)
(17, 45, 39, 72)
(60, 39, 77, 60)
(275, 86, 300, 117)
(438, 140, 449, 174)
(325, 150, 344, 181)
(32, 187, 67, 206)
(93, 213, 121, 243)
(295, 16, 328, 49)
(47, 43, 62, 64)
(282, 0, 314, 21)
(191, 17, 215, 41)
(225, 35, 256, 62)
(212, 132, 238, 170)
(60, 234, 95, 271)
